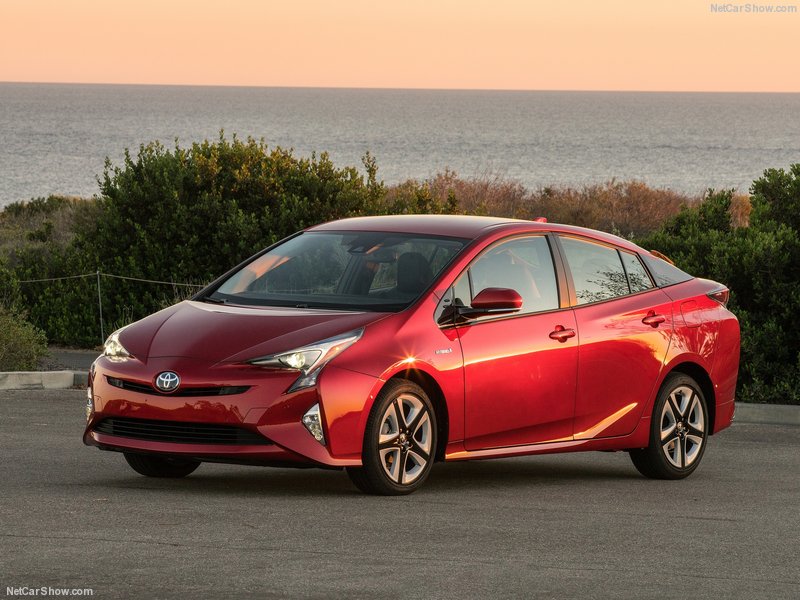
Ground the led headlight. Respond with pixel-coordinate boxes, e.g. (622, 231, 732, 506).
(103, 326, 132, 360)
(249, 328, 363, 392)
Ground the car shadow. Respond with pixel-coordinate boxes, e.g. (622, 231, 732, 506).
(427, 456, 641, 490)
(90, 466, 354, 498)
(84, 453, 641, 498)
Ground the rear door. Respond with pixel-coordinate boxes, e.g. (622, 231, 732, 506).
(556, 236, 673, 440)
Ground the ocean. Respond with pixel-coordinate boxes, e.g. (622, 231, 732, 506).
(1, 82, 799, 208)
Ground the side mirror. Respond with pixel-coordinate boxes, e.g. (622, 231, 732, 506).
(455, 287, 523, 321)
(436, 287, 523, 326)
(470, 287, 523, 311)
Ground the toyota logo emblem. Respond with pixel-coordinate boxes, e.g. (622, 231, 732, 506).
(154, 371, 180, 393)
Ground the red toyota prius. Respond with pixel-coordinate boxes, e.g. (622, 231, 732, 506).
(84, 215, 740, 494)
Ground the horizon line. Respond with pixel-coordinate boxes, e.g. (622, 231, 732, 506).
(2, 80, 800, 95)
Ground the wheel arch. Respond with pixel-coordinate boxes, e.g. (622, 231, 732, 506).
(388, 369, 449, 462)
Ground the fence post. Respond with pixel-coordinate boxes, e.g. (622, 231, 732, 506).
(96, 270, 105, 343)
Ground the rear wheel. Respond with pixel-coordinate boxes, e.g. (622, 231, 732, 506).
(347, 379, 437, 495)
(124, 453, 200, 478)
(630, 373, 709, 479)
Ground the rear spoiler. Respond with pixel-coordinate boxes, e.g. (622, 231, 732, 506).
(649, 249, 675, 265)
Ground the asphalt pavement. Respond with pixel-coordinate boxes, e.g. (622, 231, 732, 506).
(38, 347, 99, 372)
(1, 389, 798, 599)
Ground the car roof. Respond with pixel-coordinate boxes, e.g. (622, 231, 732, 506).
(307, 215, 526, 238)
(307, 214, 644, 253)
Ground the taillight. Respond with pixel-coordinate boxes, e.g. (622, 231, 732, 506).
(708, 288, 730, 307)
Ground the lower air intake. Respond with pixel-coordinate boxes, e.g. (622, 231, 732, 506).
(94, 417, 271, 445)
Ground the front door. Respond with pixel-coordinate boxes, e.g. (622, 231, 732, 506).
(451, 235, 579, 450)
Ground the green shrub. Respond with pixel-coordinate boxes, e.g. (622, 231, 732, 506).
(0, 307, 48, 371)
(12, 135, 387, 346)
(0, 258, 21, 310)
(6, 134, 799, 405)
(638, 168, 800, 405)
(0, 195, 101, 262)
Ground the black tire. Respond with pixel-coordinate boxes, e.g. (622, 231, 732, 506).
(124, 453, 201, 478)
(630, 373, 709, 480)
(346, 379, 437, 495)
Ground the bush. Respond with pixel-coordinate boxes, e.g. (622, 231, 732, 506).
(638, 168, 800, 405)
(5, 145, 696, 347)
(86, 137, 385, 282)
(385, 172, 695, 236)
(0, 257, 21, 310)
(11, 136, 386, 346)
(0, 307, 48, 371)
(0, 195, 101, 262)
(6, 135, 798, 405)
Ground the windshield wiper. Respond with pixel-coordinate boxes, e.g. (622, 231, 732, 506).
(201, 296, 228, 305)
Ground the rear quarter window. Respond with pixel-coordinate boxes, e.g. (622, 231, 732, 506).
(640, 253, 693, 287)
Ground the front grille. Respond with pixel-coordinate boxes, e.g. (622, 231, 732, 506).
(106, 376, 249, 397)
(93, 417, 271, 445)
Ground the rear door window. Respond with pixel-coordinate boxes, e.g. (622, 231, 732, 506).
(559, 237, 628, 305)
(620, 251, 655, 293)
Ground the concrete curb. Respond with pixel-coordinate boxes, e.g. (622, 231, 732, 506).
(0, 371, 87, 390)
(0, 374, 799, 426)
(735, 402, 800, 426)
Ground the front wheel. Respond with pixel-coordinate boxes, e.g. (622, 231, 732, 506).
(124, 453, 201, 478)
(347, 379, 437, 495)
(630, 373, 709, 480)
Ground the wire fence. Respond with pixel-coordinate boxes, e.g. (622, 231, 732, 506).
(17, 271, 206, 343)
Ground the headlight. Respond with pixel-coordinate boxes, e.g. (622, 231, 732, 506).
(249, 328, 363, 392)
(103, 327, 132, 360)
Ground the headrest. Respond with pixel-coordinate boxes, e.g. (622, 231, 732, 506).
(397, 252, 433, 294)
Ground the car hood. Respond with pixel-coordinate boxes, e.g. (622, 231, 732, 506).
(119, 300, 390, 364)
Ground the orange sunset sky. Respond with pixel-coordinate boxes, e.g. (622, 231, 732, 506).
(1, 0, 798, 92)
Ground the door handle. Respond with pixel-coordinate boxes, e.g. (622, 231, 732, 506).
(642, 311, 666, 327)
(549, 325, 576, 342)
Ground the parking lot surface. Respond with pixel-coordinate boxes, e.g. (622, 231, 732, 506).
(1, 390, 798, 599)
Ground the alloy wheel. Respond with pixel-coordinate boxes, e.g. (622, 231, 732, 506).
(377, 393, 432, 485)
(629, 373, 709, 480)
(660, 385, 705, 469)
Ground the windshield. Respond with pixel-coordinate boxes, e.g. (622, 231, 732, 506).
(207, 231, 467, 311)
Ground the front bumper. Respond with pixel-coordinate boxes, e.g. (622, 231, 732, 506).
(84, 356, 377, 467)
